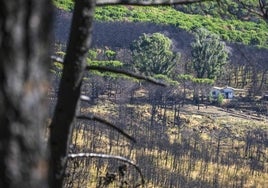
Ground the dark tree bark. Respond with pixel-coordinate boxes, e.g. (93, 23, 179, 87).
(48, 0, 96, 187)
(258, 69, 267, 92)
(0, 0, 52, 187)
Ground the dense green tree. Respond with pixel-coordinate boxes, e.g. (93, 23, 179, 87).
(131, 33, 180, 76)
(191, 28, 229, 79)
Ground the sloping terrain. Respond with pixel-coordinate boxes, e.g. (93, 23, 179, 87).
(65, 92, 268, 187)
(54, 9, 268, 67)
(51, 5, 268, 187)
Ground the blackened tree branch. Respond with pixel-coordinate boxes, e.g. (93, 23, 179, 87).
(76, 115, 136, 143)
(51, 56, 167, 86)
(87, 65, 167, 86)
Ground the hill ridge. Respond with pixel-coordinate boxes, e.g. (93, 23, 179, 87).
(54, 9, 268, 67)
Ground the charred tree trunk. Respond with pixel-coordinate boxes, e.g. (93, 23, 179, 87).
(0, 0, 52, 187)
(258, 69, 267, 92)
(49, 0, 95, 187)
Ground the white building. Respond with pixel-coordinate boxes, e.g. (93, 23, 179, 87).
(211, 86, 237, 99)
(210, 87, 223, 99)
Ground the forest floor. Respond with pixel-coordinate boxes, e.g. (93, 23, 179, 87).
(53, 84, 268, 188)
(181, 102, 268, 122)
(164, 99, 268, 141)
(75, 96, 268, 187)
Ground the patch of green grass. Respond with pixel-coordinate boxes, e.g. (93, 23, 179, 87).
(53, 1, 268, 48)
(94, 6, 268, 48)
(53, 0, 74, 11)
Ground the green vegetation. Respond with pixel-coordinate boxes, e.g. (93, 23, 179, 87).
(177, 74, 215, 85)
(153, 74, 179, 86)
(131, 33, 179, 76)
(217, 93, 224, 105)
(53, 0, 74, 11)
(87, 59, 123, 77)
(94, 5, 268, 48)
(51, 1, 268, 187)
(104, 49, 116, 60)
(176, 0, 263, 22)
(53, 0, 268, 48)
(87, 49, 98, 60)
(88, 60, 123, 67)
(191, 28, 229, 79)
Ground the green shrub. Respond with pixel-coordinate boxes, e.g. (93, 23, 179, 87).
(217, 93, 224, 106)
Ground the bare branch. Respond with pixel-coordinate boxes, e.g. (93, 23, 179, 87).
(80, 95, 90, 102)
(76, 115, 136, 143)
(68, 152, 145, 187)
(87, 65, 167, 86)
(51, 56, 167, 86)
(236, 0, 268, 19)
(96, 0, 213, 6)
(258, 0, 268, 18)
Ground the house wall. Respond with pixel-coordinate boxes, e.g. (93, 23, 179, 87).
(222, 88, 234, 99)
(211, 88, 221, 98)
(211, 87, 235, 99)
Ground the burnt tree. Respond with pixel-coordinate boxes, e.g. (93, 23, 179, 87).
(0, 0, 52, 187)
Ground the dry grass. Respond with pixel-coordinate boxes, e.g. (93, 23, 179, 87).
(66, 98, 268, 187)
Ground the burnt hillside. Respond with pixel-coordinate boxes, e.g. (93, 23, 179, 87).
(54, 9, 268, 67)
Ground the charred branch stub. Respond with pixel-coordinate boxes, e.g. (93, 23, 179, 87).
(76, 115, 136, 143)
(97, 172, 117, 188)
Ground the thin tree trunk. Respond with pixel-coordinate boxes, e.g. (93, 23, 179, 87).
(242, 65, 248, 87)
(250, 68, 258, 96)
(258, 69, 267, 92)
(0, 0, 52, 187)
(49, 0, 95, 187)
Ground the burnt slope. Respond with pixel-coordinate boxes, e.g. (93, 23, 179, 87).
(54, 9, 268, 67)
